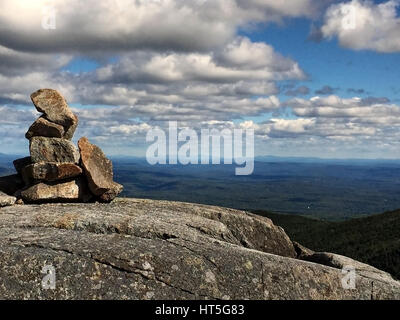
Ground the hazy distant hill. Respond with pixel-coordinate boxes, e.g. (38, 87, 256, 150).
(255, 209, 400, 280)
(0, 153, 20, 176)
(256, 155, 400, 165)
(2, 154, 400, 220)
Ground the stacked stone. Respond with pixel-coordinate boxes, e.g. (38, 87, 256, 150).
(7, 89, 123, 204)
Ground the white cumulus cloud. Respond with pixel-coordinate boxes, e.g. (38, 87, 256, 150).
(321, 0, 400, 52)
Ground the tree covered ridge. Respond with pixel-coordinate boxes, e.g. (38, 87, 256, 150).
(253, 209, 400, 280)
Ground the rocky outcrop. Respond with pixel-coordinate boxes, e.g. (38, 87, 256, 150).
(78, 137, 123, 202)
(1, 89, 122, 204)
(302, 252, 395, 284)
(0, 198, 398, 300)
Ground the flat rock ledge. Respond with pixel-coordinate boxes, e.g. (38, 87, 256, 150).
(0, 198, 399, 300)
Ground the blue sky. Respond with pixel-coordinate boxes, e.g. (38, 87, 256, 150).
(0, 0, 400, 158)
(243, 18, 400, 102)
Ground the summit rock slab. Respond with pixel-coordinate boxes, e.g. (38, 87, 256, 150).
(0, 198, 398, 299)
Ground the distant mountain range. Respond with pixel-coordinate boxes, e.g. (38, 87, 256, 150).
(3, 152, 400, 165)
(112, 159, 400, 220)
(255, 155, 400, 165)
(2, 153, 400, 219)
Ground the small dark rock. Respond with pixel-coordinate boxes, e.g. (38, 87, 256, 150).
(98, 182, 124, 202)
(15, 199, 24, 205)
(293, 241, 314, 259)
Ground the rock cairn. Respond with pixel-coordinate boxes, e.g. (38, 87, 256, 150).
(0, 89, 123, 206)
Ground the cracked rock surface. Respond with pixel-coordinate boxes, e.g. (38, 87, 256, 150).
(0, 198, 399, 300)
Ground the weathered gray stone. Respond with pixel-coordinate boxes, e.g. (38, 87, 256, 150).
(21, 162, 82, 184)
(78, 137, 122, 201)
(25, 116, 64, 139)
(13, 157, 31, 175)
(21, 178, 92, 203)
(0, 191, 16, 207)
(30, 89, 78, 140)
(0, 198, 398, 300)
(30, 137, 80, 164)
(0, 174, 24, 195)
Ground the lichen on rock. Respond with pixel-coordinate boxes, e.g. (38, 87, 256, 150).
(0, 198, 398, 300)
